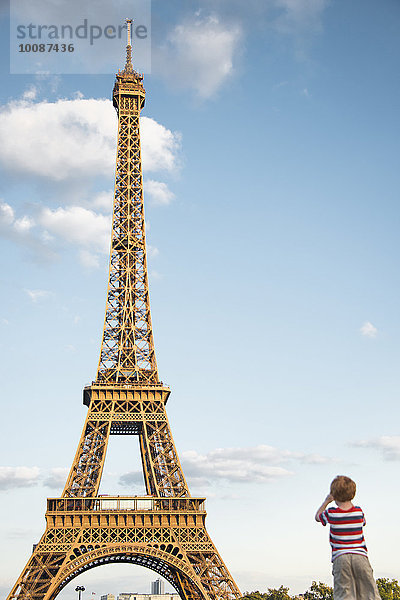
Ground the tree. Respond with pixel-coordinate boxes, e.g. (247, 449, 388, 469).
(265, 586, 292, 600)
(376, 578, 400, 600)
(241, 588, 293, 600)
(241, 592, 268, 600)
(303, 581, 333, 600)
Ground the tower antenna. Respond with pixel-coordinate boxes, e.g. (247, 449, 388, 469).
(125, 17, 133, 72)
(126, 17, 132, 47)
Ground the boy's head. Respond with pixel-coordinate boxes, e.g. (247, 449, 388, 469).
(330, 475, 356, 502)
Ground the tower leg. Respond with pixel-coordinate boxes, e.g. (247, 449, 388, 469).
(140, 417, 189, 497)
(62, 417, 111, 498)
(187, 550, 241, 600)
(7, 551, 66, 600)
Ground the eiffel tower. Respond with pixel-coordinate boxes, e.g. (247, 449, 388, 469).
(7, 20, 241, 600)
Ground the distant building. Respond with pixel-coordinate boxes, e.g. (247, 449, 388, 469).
(151, 580, 165, 595)
(101, 595, 115, 600)
(117, 594, 179, 600)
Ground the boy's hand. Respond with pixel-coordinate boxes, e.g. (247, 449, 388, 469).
(315, 493, 334, 522)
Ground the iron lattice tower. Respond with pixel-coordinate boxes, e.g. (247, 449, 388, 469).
(7, 20, 241, 600)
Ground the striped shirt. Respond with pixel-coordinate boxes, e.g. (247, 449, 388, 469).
(319, 505, 368, 561)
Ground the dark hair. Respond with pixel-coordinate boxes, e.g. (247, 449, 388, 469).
(330, 475, 356, 502)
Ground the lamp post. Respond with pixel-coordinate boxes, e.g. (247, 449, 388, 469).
(75, 586, 85, 600)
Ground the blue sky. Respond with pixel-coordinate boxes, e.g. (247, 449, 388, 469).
(1, 0, 400, 597)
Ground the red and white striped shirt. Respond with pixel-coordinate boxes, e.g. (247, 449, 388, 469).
(319, 505, 368, 561)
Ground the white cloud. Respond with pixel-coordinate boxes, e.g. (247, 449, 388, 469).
(0, 201, 35, 238)
(0, 193, 159, 268)
(14, 215, 34, 232)
(0, 86, 183, 269)
(22, 86, 38, 101)
(145, 180, 175, 206)
(181, 446, 293, 484)
(43, 467, 69, 489)
(0, 97, 181, 181)
(182, 445, 331, 484)
(41, 230, 54, 243)
(352, 436, 400, 461)
(0, 466, 40, 490)
(188, 0, 328, 68)
(0, 201, 14, 226)
(360, 321, 378, 338)
(0, 201, 57, 262)
(141, 117, 182, 172)
(119, 444, 330, 489)
(0, 199, 111, 266)
(0, 98, 115, 181)
(79, 249, 101, 269)
(38, 206, 111, 254)
(0, 96, 181, 264)
(147, 245, 160, 258)
(119, 470, 146, 488)
(300, 453, 330, 464)
(25, 289, 52, 302)
(0, 466, 70, 491)
(91, 190, 113, 213)
(149, 270, 163, 281)
(155, 15, 242, 98)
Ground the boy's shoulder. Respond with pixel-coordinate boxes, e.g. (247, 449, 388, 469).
(319, 504, 365, 527)
(328, 504, 363, 511)
(325, 505, 365, 517)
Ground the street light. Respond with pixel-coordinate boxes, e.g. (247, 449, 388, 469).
(75, 586, 85, 600)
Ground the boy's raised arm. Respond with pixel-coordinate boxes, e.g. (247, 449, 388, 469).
(315, 493, 334, 522)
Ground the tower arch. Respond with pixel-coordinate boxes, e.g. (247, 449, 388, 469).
(47, 544, 205, 600)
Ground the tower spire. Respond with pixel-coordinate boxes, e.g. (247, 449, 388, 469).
(124, 17, 134, 73)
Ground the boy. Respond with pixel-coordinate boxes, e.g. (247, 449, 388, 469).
(315, 475, 380, 600)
